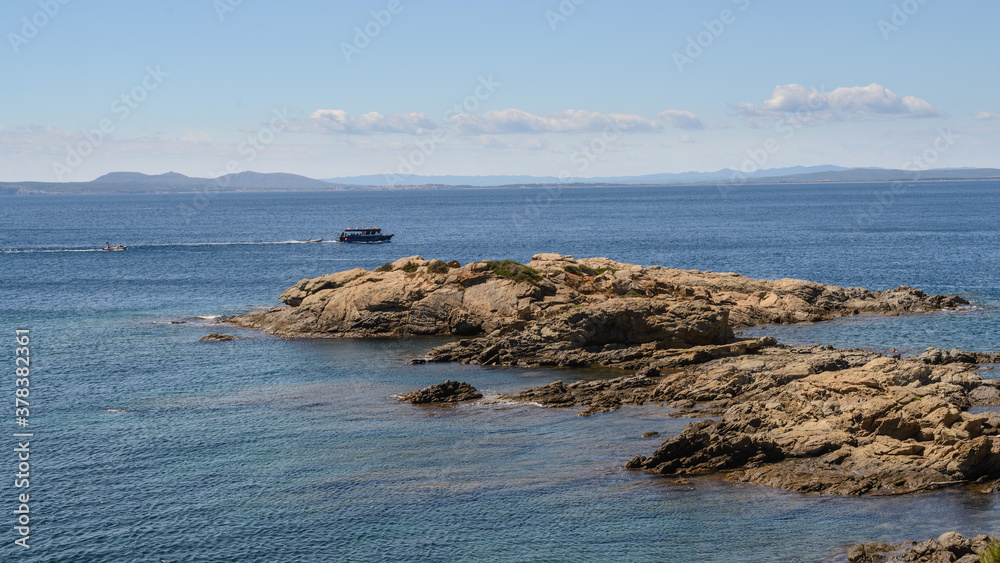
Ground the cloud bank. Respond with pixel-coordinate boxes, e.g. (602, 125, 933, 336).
(657, 109, 705, 130)
(293, 108, 669, 136)
(736, 83, 943, 123)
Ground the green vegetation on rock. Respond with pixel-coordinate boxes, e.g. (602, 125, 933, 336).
(402, 262, 419, 273)
(427, 260, 449, 274)
(486, 260, 542, 284)
(563, 264, 610, 276)
(981, 537, 1000, 563)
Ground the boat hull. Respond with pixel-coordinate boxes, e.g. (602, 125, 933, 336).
(338, 234, 393, 243)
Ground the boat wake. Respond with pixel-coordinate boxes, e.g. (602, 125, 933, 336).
(1, 248, 106, 253)
(1, 240, 340, 253)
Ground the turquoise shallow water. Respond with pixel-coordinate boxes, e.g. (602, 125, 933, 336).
(1, 182, 999, 562)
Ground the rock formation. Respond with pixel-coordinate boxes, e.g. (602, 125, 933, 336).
(398, 380, 482, 404)
(500, 343, 1000, 494)
(232, 253, 966, 345)
(198, 333, 238, 341)
(847, 532, 996, 562)
(230, 254, 993, 495)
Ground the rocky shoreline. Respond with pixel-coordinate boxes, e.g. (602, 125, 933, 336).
(229, 253, 1000, 497)
(231, 253, 1000, 558)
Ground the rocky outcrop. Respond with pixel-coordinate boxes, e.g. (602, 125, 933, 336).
(499, 373, 662, 416)
(503, 344, 1000, 495)
(910, 346, 998, 365)
(847, 532, 995, 562)
(231, 253, 966, 357)
(231, 256, 535, 338)
(398, 380, 482, 404)
(427, 300, 739, 369)
(231, 253, 985, 495)
(198, 333, 239, 341)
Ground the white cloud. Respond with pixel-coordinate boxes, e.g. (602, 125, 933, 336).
(975, 111, 1000, 120)
(736, 83, 943, 124)
(657, 109, 704, 130)
(295, 110, 437, 135)
(289, 108, 660, 137)
(451, 108, 659, 134)
(679, 134, 701, 143)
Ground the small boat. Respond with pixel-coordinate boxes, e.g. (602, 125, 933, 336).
(337, 226, 393, 243)
(304, 238, 324, 243)
(102, 244, 127, 251)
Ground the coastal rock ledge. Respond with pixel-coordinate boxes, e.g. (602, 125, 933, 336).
(232, 253, 965, 345)
(229, 254, 992, 495)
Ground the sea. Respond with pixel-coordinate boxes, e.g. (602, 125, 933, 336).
(1, 181, 999, 562)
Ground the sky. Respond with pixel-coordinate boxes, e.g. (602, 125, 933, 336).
(2, 0, 999, 182)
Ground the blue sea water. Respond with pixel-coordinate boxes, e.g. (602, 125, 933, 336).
(1, 181, 999, 562)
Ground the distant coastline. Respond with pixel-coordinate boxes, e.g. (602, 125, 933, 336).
(2, 167, 998, 195)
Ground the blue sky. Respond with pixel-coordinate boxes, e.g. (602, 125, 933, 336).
(2, 0, 998, 181)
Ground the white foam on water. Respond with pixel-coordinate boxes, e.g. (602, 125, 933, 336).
(3, 240, 347, 252)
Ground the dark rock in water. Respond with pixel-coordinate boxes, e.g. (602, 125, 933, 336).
(199, 333, 238, 342)
(641, 431, 659, 438)
(399, 380, 482, 404)
(500, 374, 662, 416)
(911, 346, 991, 365)
(846, 541, 902, 562)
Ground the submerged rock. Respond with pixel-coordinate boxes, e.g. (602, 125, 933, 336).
(198, 333, 238, 342)
(398, 380, 483, 404)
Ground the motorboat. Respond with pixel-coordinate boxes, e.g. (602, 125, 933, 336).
(337, 226, 393, 243)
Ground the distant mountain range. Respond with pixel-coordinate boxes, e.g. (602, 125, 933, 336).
(0, 171, 343, 195)
(1, 166, 998, 195)
(322, 165, 855, 186)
